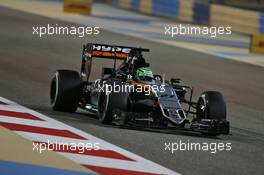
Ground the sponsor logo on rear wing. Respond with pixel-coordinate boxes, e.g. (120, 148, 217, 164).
(90, 44, 149, 59)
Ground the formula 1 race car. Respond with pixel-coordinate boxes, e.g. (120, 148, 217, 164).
(50, 43, 230, 136)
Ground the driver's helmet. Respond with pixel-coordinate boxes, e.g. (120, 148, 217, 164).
(135, 67, 154, 82)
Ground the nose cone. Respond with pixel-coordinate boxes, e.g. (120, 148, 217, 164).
(164, 108, 186, 123)
(157, 85, 186, 124)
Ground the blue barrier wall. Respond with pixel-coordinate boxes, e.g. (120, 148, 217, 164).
(111, 0, 263, 34)
(152, 0, 179, 18)
(193, 2, 210, 24)
(131, 0, 140, 10)
(112, 0, 119, 6)
(260, 13, 264, 33)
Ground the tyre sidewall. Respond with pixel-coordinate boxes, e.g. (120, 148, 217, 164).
(197, 91, 226, 120)
(98, 82, 129, 124)
(50, 70, 81, 112)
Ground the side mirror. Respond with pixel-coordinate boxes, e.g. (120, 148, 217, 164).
(171, 78, 181, 84)
(154, 74, 163, 82)
(102, 67, 114, 77)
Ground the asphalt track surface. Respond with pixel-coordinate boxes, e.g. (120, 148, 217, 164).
(0, 6, 264, 175)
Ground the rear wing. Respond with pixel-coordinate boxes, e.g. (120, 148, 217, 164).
(84, 43, 149, 60)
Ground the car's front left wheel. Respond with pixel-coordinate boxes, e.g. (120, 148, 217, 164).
(196, 91, 226, 120)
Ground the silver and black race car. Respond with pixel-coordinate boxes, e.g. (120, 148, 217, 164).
(50, 43, 230, 136)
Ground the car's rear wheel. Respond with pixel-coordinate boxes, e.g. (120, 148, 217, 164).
(50, 70, 81, 112)
(98, 90, 129, 124)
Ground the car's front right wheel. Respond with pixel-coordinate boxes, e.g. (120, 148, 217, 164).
(98, 90, 129, 124)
